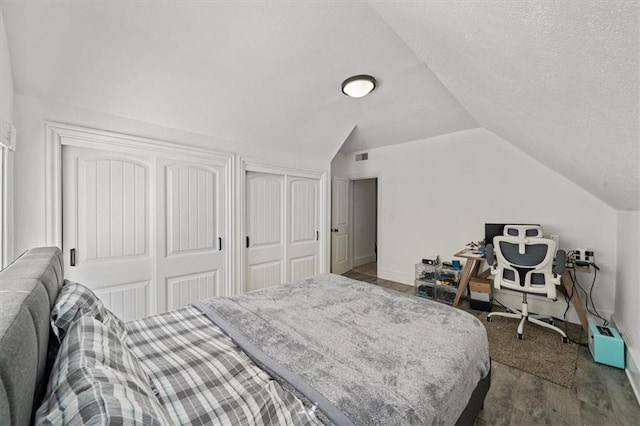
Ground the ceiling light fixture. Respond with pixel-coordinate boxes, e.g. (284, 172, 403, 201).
(341, 75, 376, 98)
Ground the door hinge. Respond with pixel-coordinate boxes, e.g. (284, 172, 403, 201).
(246, 236, 250, 248)
(316, 230, 319, 241)
(218, 237, 222, 251)
(70, 248, 76, 267)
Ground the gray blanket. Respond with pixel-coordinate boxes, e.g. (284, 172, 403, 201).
(194, 274, 490, 425)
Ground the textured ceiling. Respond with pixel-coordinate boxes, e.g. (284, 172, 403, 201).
(1, 1, 637, 210)
(0, 1, 475, 162)
(371, 1, 639, 210)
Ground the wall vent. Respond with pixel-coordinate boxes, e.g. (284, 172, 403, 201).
(355, 153, 368, 161)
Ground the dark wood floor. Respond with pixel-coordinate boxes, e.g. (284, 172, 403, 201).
(343, 263, 640, 426)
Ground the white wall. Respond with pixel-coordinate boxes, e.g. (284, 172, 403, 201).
(332, 128, 618, 320)
(0, 7, 14, 265)
(0, 7, 12, 123)
(614, 210, 640, 399)
(352, 178, 377, 267)
(13, 94, 328, 257)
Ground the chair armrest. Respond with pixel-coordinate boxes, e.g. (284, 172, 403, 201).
(553, 250, 566, 276)
(485, 244, 495, 266)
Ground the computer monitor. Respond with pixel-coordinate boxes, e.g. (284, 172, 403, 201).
(484, 223, 541, 247)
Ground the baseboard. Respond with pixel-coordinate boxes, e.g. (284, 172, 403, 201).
(352, 254, 376, 268)
(493, 288, 566, 319)
(378, 267, 413, 286)
(611, 320, 640, 404)
(626, 348, 640, 405)
(492, 288, 612, 327)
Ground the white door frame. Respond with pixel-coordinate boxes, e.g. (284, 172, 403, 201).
(44, 121, 235, 295)
(332, 171, 382, 276)
(0, 119, 16, 268)
(238, 157, 328, 293)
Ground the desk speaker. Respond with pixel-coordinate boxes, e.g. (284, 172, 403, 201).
(588, 323, 625, 369)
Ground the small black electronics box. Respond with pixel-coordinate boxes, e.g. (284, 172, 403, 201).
(422, 255, 440, 265)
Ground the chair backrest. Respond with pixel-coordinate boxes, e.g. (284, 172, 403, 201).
(490, 225, 559, 299)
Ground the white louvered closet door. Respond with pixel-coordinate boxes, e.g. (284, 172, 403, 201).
(62, 146, 154, 320)
(245, 172, 285, 291)
(155, 157, 226, 313)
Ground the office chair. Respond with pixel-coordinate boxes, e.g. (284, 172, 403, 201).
(486, 225, 568, 342)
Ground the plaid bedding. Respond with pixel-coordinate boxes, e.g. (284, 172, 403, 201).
(126, 306, 323, 426)
(51, 279, 127, 342)
(36, 315, 172, 425)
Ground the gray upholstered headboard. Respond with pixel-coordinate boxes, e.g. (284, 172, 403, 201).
(0, 247, 63, 425)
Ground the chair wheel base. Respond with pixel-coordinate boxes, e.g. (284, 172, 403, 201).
(486, 317, 492, 322)
(517, 333, 523, 340)
(562, 336, 568, 343)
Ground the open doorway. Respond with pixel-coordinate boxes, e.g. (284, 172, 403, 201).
(351, 178, 378, 277)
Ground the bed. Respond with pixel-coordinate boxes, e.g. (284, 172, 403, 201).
(0, 248, 491, 425)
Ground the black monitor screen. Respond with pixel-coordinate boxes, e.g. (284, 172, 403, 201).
(484, 223, 541, 247)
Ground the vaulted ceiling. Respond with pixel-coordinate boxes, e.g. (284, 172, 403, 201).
(1, 1, 638, 209)
(371, 1, 639, 210)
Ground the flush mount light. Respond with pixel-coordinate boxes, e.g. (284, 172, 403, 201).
(341, 74, 376, 98)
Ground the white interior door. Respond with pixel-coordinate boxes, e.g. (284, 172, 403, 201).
(62, 146, 154, 320)
(286, 176, 320, 282)
(331, 177, 351, 274)
(155, 157, 227, 312)
(245, 172, 284, 291)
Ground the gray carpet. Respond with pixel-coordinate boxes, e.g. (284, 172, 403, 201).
(478, 312, 582, 388)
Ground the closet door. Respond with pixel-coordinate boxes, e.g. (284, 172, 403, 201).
(245, 172, 284, 291)
(63, 146, 229, 320)
(286, 176, 320, 281)
(62, 146, 154, 320)
(155, 158, 227, 312)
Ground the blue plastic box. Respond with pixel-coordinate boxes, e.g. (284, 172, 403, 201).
(588, 323, 625, 369)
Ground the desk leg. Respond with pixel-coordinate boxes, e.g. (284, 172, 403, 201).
(561, 271, 589, 333)
(454, 259, 479, 307)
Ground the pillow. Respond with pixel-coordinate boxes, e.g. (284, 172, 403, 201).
(36, 314, 172, 425)
(51, 280, 126, 343)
